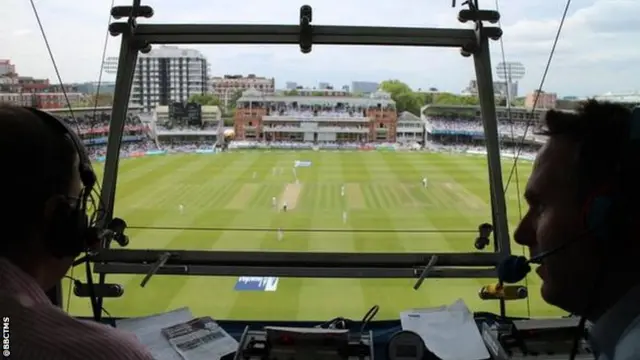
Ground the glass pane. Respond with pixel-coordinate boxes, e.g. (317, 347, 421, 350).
(24, 0, 594, 322)
(64, 273, 564, 320)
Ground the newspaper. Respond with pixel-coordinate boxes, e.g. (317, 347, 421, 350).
(162, 316, 238, 360)
(116, 307, 194, 360)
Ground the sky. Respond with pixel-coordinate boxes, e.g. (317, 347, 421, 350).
(1, 0, 638, 97)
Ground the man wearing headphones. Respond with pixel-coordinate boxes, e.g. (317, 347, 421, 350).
(0, 105, 154, 359)
(514, 100, 640, 360)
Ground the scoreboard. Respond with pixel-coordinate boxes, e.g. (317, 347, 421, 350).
(169, 102, 202, 125)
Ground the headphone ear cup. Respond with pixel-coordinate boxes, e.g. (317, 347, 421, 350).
(586, 196, 613, 241)
(46, 202, 89, 258)
(46, 202, 76, 258)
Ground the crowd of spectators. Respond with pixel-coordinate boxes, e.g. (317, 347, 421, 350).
(427, 117, 532, 138)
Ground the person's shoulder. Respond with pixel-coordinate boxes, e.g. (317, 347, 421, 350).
(72, 319, 155, 359)
(613, 315, 640, 360)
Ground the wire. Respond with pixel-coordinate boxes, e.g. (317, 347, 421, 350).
(493, 0, 531, 318)
(92, 0, 117, 121)
(127, 225, 477, 234)
(29, 0, 76, 125)
(359, 305, 379, 334)
(503, 0, 573, 194)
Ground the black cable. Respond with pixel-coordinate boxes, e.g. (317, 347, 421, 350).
(29, 0, 76, 126)
(127, 225, 476, 234)
(359, 305, 379, 334)
(92, 0, 116, 121)
(503, 0, 573, 194)
(493, 0, 531, 319)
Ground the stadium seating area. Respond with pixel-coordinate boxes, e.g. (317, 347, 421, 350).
(426, 117, 531, 138)
(56, 108, 540, 161)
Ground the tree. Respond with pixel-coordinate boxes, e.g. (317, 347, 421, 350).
(70, 93, 114, 108)
(188, 93, 221, 106)
(284, 90, 300, 96)
(226, 90, 244, 110)
(379, 80, 424, 115)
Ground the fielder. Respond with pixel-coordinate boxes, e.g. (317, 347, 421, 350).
(282, 201, 288, 212)
(272, 196, 277, 208)
(179, 204, 184, 214)
(422, 177, 428, 188)
(342, 211, 348, 224)
(341, 185, 345, 197)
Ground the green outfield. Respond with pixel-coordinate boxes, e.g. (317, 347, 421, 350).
(64, 151, 564, 321)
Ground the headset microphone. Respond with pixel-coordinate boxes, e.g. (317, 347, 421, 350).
(497, 240, 575, 283)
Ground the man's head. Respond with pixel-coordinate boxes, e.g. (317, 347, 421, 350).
(514, 100, 640, 319)
(0, 105, 88, 291)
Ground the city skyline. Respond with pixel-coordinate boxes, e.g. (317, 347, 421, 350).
(1, 0, 638, 97)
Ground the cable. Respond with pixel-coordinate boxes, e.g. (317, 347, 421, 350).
(127, 225, 477, 234)
(359, 305, 379, 334)
(29, 0, 76, 126)
(503, 0, 573, 195)
(493, 0, 531, 318)
(92, 0, 117, 121)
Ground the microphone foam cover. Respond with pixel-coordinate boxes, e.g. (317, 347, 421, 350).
(497, 255, 531, 284)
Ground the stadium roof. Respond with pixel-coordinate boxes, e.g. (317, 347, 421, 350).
(422, 104, 547, 113)
(398, 111, 421, 122)
(238, 88, 395, 106)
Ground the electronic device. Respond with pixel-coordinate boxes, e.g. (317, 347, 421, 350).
(387, 331, 428, 360)
(234, 326, 373, 360)
(481, 318, 595, 360)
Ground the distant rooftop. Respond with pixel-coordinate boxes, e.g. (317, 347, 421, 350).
(594, 91, 640, 103)
(237, 88, 395, 106)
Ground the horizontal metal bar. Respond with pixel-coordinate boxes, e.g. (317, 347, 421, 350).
(127, 24, 476, 47)
(92, 263, 497, 279)
(90, 249, 501, 267)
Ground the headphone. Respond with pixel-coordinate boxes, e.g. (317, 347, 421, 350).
(23, 107, 102, 259)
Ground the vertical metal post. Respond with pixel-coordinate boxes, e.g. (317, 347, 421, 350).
(100, 35, 139, 226)
(96, 33, 139, 316)
(472, 33, 511, 258)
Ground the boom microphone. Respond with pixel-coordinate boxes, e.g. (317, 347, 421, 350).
(497, 240, 575, 283)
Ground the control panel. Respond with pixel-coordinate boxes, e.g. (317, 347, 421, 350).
(481, 318, 595, 360)
(234, 326, 374, 360)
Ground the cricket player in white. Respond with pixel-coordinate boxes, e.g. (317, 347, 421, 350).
(272, 196, 277, 208)
(422, 177, 428, 188)
(282, 201, 288, 212)
(341, 185, 345, 197)
(277, 228, 284, 241)
(179, 204, 184, 214)
(342, 211, 347, 224)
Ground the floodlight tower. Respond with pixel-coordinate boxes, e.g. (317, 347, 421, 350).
(495, 61, 525, 103)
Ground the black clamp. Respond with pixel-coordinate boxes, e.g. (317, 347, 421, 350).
(299, 5, 313, 54)
(457, 0, 502, 57)
(108, 0, 154, 53)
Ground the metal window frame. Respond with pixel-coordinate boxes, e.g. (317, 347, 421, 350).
(75, 2, 511, 313)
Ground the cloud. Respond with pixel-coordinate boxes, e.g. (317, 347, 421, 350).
(0, 0, 637, 97)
